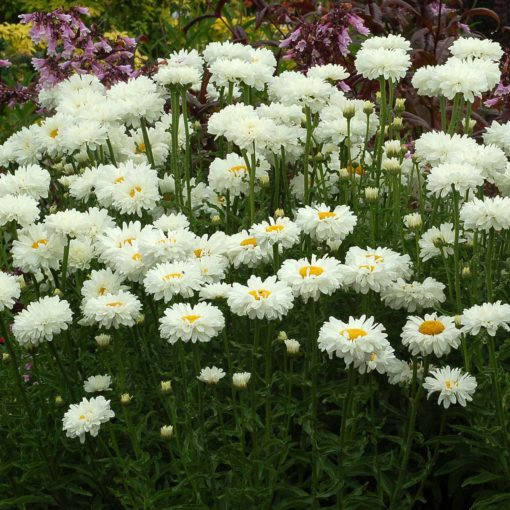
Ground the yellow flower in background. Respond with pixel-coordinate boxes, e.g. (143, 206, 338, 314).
(0, 23, 37, 56)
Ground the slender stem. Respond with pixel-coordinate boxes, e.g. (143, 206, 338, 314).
(486, 229, 495, 301)
(170, 90, 182, 206)
(181, 88, 193, 225)
(303, 106, 313, 205)
(60, 236, 71, 294)
(375, 77, 387, 186)
(140, 117, 156, 169)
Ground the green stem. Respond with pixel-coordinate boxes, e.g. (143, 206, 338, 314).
(486, 229, 495, 301)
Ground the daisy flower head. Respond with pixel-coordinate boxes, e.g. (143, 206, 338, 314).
(317, 315, 388, 366)
(208, 153, 269, 198)
(12, 223, 64, 273)
(232, 372, 251, 389)
(355, 44, 411, 82)
(159, 302, 225, 344)
(83, 374, 112, 393)
(0, 164, 50, 199)
(227, 230, 272, 268)
(277, 254, 343, 302)
(0, 272, 21, 311)
(191, 254, 228, 284)
(62, 396, 115, 443)
(307, 64, 349, 82)
(423, 366, 477, 409)
(153, 212, 190, 232)
(339, 246, 413, 294)
(402, 313, 461, 357)
(450, 37, 503, 62)
(81, 269, 128, 300)
(426, 163, 484, 197)
(45, 209, 90, 239)
(483, 121, 510, 157)
(197, 366, 226, 385)
(250, 216, 301, 250)
(12, 296, 73, 347)
(460, 196, 510, 232)
(0, 194, 39, 227)
(199, 282, 232, 302)
(381, 277, 446, 312)
(143, 261, 203, 302)
(81, 290, 142, 329)
(419, 223, 460, 261)
(295, 203, 357, 244)
(138, 227, 196, 266)
(461, 301, 510, 337)
(227, 275, 294, 320)
(356, 344, 396, 375)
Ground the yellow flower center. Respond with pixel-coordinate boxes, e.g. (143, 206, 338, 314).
(366, 253, 384, 263)
(369, 352, 377, 361)
(266, 224, 285, 233)
(299, 265, 324, 278)
(249, 289, 271, 300)
(347, 163, 364, 175)
(163, 272, 183, 280)
(358, 264, 376, 272)
(114, 176, 125, 184)
(132, 252, 142, 261)
(240, 237, 257, 247)
(182, 314, 200, 324)
(98, 287, 107, 296)
(418, 320, 445, 336)
(444, 379, 458, 390)
(106, 301, 123, 307)
(136, 142, 146, 154)
(194, 248, 203, 258)
(31, 238, 48, 249)
(49, 128, 59, 139)
(340, 328, 367, 341)
(129, 186, 142, 198)
(79, 414, 87, 420)
(229, 164, 247, 174)
(318, 211, 336, 220)
(120, 237, 135, 247)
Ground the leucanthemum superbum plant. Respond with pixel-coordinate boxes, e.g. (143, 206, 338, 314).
(0, 27, 509, 510)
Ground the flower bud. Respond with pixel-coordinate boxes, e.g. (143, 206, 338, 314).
(2, 353, 10, 363)
(462, 266, 471, 279)
(232, 372, 251, 389)
(363, 101, 374, 115)
(55, 395, 64, 406)
(211, 214, 221, 225)
(403, 212, 422, 230)
(160, 425, 174, 439)
(454, 315, 462, 328)
(391, 117, 403, 130)
(95, 334, 111, 348)
(343, 104, 356, 120)
(53, 288, 63, 297)
(365, 187, 379, 202)
(395, 97, 406, 113)
(136, 313, 145, 325)
(160, 380, 172, 393)
(284, 339, 300, 355)
(382, 158, 401, 174)
(339, 167, 350, 179)
(259, 174, 270, 187)
(193, 120, 201, 130)
(120, 393, 132, 405)
(274, 208, 285, 218)
(277, 331, 288, 341)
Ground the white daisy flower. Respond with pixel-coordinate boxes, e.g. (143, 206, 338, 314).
(355, 47, 411, 82)
(45, 209, 91, 239)
(62, 396, 115, 443)
(197, 366, 226, 385)
(12, 223, 64, 273)
(423, 366, 477, 409)
(12, 296, 73, 347)
(426, 163, 484, 196)
(419, 223, 461, 261)
(143, 261, 203, 302)
(232, 372, 251, 389)
(0, 272, 21, 311)
(83, 374, 112, 393)
(295, 203, 357, 244)
(138, 227, 196, 266)
(81, 290, 142, 329)
(339, 246, 412, 294)
(81, 269, 128, 300)
(159, 302, 225, 343)
(0, 194, 39, 227)
(461, 301, 510, 337)
(381, 277, 446, 312)
(227, 275, 294, 320)
(460, 196, 510, 232)
(199, 282, 232, 301)
(317, 315, 388, 366)
(277, 254, 343, 302)
(191, 254, 228, 284)
(153, 212, 190, 232)
(0, 164, 50, 199)
(402, 314, 461, 357)
(251, 216, 301, 250)
(227, 230, 272, 268)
